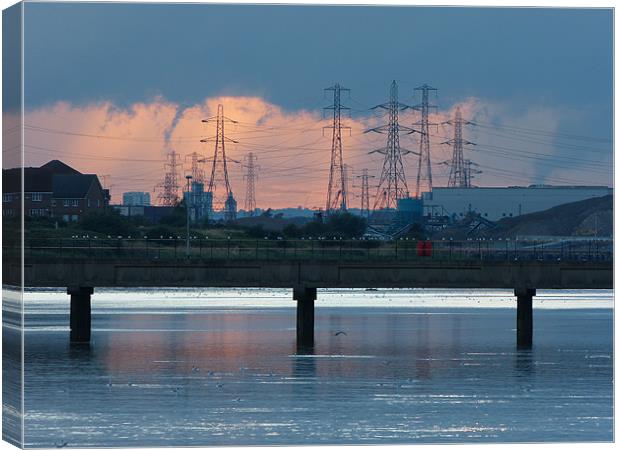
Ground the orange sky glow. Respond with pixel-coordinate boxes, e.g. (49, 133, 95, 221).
(17, 95, 594, 210)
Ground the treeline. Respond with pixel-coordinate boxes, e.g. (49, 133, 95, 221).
(246, 212, 367, 239)
(17, 208, 369, 240)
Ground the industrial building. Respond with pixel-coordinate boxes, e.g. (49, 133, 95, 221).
(122, 192, 151, 206)
(183, 181, 213, 223)
(422, 186, 612, 222)
(114, 205, 175, 223)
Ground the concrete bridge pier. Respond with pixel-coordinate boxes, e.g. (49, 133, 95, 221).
(294, 286, 317, 347)
(68, 286, 94, 343)
(515, 288, 536, 349)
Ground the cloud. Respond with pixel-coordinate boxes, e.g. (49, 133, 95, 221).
(20, 94, 611, 210)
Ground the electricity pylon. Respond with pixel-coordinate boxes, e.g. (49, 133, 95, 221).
(356, 168, 375, 218)
(365, 80, 419, 210)
(185, 152, 206, 185)
(324, 83, 351, 213)
(155, 150, 182, 206)
(201, 104, 238, 221)
(243, 152, 258, 215)
(413, 84, 438, 198)
(443, 106, 475, 187)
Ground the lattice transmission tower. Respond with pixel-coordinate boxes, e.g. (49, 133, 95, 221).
(243, 152, 259, 216)
(366, 80, 418, 210)
(413, 84, 438, 198)
(201, 104, 238, 221)
(185, 152, 206, 185)
(155, 150, 182, 206)
(324, 83, 351, 213)
(356, 168, 375, 218)
(443, 106, 475, 188)
(464, 159, 482, 187)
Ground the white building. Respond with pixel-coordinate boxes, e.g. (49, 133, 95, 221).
(122, 191, 151, 206)
(422, 186, 612, 221)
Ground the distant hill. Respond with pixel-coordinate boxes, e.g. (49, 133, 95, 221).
(487, 194, 612, 238)
(431, 195, 613, 239)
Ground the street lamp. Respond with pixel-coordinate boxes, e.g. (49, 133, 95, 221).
(185, 175, 192, 258)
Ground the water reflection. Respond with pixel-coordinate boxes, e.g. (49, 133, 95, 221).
(21, 297, 613, 447)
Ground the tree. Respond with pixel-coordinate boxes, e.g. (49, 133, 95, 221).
(282, 224, 302, 238)
(326, 212, 367, 238)
(78, 208, 135, 236)
(159, 203, 187, 227)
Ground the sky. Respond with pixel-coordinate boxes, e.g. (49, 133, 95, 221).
(12, 3, 614, 209)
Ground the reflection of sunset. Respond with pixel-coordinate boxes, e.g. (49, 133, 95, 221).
(18, 95, 577, 209)
(99, 310, 468, 382)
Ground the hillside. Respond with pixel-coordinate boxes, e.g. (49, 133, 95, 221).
(487, 194, 613, 237)
(431, 195, 613, 239)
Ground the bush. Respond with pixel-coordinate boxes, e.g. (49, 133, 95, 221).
(159, 204, 187, 227)
(246, 224, 266, 238)
(282, 224, 302, 238)
(78, 209, 136, 237)
(326, 212, 367, 238)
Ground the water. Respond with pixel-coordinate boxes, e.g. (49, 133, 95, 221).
(11, 288, 615, 446)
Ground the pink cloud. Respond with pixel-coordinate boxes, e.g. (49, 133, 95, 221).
(19, 94, 603, 210)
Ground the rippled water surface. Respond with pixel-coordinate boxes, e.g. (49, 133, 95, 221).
(14, 288, 614, 446)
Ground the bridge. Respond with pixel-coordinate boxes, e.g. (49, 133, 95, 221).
(5, 237, 613, 349)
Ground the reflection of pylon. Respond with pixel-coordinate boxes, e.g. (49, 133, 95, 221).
(185, 152, 206, 185)
(366, 81, 418, 210)
(243, 152, 259, 215)
(413, 84, 438, 198)
(155, 150, 182, 206)
(324, 83, 351, 213)
(201, 104, 238, 220)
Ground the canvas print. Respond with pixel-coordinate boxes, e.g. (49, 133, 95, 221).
(2, 2, 614, 448)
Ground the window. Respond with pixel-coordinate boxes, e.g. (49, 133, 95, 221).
(29, 209, 47, 217)
(87, 199, 91, 207)
(3, 194, 12, 203)
(31, 193, 43, 202)
(3, 209, 14, 217)
(63, 199, 79, 207)
(62, 215, 70, 222)
(51, 200, 56, 207)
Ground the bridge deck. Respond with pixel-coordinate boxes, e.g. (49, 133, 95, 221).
(7, 257, 613, 289)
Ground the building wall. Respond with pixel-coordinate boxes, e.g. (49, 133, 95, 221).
(423, 186, 613, 221)
(123, 192, 151, 206)
(52, 183, 106, 221)
(3, 192, 55, 218)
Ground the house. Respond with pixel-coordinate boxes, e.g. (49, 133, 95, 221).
(3, 160, 110, 221)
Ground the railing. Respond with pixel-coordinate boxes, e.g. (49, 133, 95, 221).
(11, 237, 614, 263)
